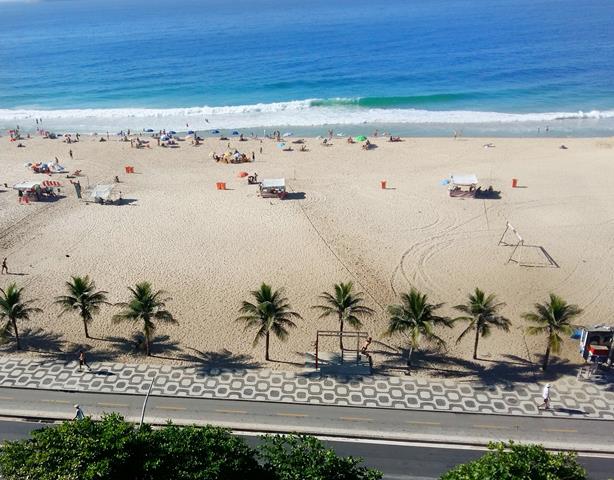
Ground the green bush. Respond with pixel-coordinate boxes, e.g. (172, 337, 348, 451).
(0, 415, 381, 480)
(259, 434, 383, 480)
(441, 441, 586, 480)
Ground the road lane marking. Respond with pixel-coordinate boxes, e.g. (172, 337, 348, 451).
(276, 413, 308, 418)
(474, 424, 508, 430)
(215, 409, 248, 415)
(156, 406, 187, 411)
(339, 416, 372, 422)
(41, 399, 71, 404)
(543, 428, 577, 433)
(407, 421, 441, 426)
(0, 396, 14, 401)
(97, 402, 129, 408)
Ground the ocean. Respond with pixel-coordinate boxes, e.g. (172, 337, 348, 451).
(1, 0, 614, 136)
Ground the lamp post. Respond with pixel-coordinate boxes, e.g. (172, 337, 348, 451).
(139, 373, 157, 428)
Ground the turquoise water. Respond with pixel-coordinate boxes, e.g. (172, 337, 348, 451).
(1, 0, 614, 135)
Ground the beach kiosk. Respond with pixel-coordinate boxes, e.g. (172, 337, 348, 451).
(577, 324, 613, 365)
(13, 180, 60, 201)
(449, 174, 479, 198)
(259, 178, 287, 199)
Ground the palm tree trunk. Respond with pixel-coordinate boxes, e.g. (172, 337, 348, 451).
(339, 316, 344, 352)
(473, 328, 480, 360)
(82, 316, 90, 339)
(265, 331, 270, 361)
(145, 329, 151, 356)
(542, 343, 550, 371)
(11, 319, 20, 350)
(406, 345, 413, 374)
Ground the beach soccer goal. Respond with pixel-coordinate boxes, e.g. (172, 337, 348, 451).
(498, 221, 558, 267)
(313, 330, 370, 369)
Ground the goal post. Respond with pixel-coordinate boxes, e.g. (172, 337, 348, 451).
(498, 221, 524, 264)
(314, 330, 369, 369)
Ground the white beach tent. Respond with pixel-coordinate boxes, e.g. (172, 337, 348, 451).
(450, 174, 478, 186)
(89, 184, 115, 202)
(13, 181, 40, 191)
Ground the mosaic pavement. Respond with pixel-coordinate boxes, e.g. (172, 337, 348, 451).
(0, 356, 612, 419)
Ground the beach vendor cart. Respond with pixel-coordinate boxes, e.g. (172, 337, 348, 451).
(449, 174, 479, 198)
(259, 178, 287, 199)
(576, 324, 613, 365)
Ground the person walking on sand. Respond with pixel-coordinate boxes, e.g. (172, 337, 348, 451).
(78, 349, 92, 372)
(1, 257, 8, 274)
(69, 149, 73, 159)
(74, 404, 85, 420)
(538, 383, 551, 410)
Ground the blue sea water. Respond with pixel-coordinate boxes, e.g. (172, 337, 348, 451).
(1, 0, 614, 135)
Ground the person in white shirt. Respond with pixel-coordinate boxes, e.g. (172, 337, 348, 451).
(538, 383, 551, 410)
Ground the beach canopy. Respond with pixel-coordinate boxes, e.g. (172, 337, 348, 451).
(450, 174, 478, 186)
(261, 178, 285, 189)
(355, 135, 367, 142)
(13, 181, 39, 191)
(211, 129, 220, 134)
(89, 184, 114, 201)
(232, 130, 240, 135)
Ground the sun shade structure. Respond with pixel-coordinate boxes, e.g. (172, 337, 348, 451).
(259, 178, 287, 199)
(89, 184, 115, 202)
(449, 173, 479, 198)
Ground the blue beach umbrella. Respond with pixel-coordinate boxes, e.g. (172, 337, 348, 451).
(168, 130, 177, 135)
(144, 128, 154, 132)
(211, 129, 220, 134)
(187, 130, 195, 134)
(232, 130, 240, 136)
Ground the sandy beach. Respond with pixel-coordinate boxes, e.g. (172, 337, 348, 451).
(1, 134, 613, 379)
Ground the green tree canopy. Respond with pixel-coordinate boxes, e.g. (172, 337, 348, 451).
(259, 434, 382, 480)
(441, 441, 586, 480)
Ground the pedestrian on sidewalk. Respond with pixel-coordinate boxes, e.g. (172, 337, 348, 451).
(538, 383, 551, 410)
(1, 257, 8, 274)
(78, 349, 92, 372)
(74, 404, 85, 420)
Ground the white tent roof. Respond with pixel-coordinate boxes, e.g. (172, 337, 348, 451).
(450, 174, 478, 186)
(89, 184, 114, 200)
(13, 181, 39, 190)
(261, 178, 285, 188)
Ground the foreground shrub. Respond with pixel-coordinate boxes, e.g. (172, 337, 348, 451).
(441, 441, 586, 480)
(0, 415, 381, 480)
(259, 434, 383, 480)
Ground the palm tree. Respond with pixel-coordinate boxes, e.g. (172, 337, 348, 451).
(454, 288, 511, 360)
(55, 276, 109, 339)
(237, 283, 302, 361)
(0, 283, 41, 350)
(523, 293, 582, 371)
(312, 282, 375, 351)
(112, 282, 177, 356)
(385, 288, 451, 372)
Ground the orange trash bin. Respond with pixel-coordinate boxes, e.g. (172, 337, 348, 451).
(380, 180, 387, 189)
(125, 166, 131, 173)
(512, 178, 518, 188)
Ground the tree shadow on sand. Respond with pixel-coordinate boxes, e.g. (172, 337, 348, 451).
(0, 328, 65, 354)
(184, 348, 262, 374)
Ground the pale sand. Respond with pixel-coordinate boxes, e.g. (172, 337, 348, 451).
(1, 134, 613, 378)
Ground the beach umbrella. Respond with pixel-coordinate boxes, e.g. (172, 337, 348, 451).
(144, 128, 154, 132)
(187, 130, 195, 134)
(211, 129, 220, 134)
(160, 135, 169, 141)
(282, 132, 293, 137)
(232, 130, 240, 136)
(355, 135, 367, 142)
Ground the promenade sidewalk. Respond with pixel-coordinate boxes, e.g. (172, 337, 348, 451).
(0, 355, 612, 419)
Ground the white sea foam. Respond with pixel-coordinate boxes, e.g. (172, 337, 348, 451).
(2, 99, 614, 132)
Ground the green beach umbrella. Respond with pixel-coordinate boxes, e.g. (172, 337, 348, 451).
(355, 135, 367, 142)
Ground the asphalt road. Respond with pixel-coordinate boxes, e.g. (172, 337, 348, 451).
(0, 386, 612, 479)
